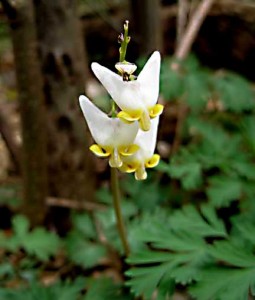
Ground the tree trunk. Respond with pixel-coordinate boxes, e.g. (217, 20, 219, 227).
(1, 0, 48, 225)
(131, 0, 163, 56)
(34, 0, 95, 201)
(0, 102, 20, 172)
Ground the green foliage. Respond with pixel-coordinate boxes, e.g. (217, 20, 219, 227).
(83, 277, 133, 300)
(212, 72, 255, 112)
(190, 267, 255, 300)
(158, 111, 255, 207)
(158, 156, 202, 190)
(169, 204, 227, 237)
(124, 55, 255, 300)
(161, 55, 255, 112)
(0, 261, 14, 279)
(161, 58, 184, 100)
(0, 215, 61, 260)
(0, 278, 85, 300)
(1, 54, 255, 299)
(241, 116, 255, 153)
(126, 205, 225, 299)
(0, 183, 21, 207)
(126, 203, 255, 300)
(206, 175, 243, 207)
(66, 231, 106, 268)
(121, 175, 169, 211)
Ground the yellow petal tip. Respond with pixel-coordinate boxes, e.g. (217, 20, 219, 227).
(90, 144, 111, 157)
(119, 162, 137, 173)
(117, 110, 141, 124)
(119, 144, 140, 156)
(150, 104, 164, 118)
(145, 154, 160, 168)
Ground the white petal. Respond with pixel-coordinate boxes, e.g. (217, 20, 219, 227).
(135, 116, 159, 159)
(137, 51, 160, 107)
(92, 52, 160, 112)
(91, 63, 145, 112)
(91, 63, 121, 101)
(79, 95, 111, 145)
(79, 95, 139, 147)
(123, 116, 159, 164)
(108, 118, 139, 147)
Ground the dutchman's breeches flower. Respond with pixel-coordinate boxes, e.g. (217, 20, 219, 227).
(91, 51, 163, 131)
(79, 95, 139, 168)
(79, 50, 163, 180)
(119, 117, 160, 180)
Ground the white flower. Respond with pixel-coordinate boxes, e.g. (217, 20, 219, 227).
(79, 95, 139, 168)
(91, 51, 163, 132)
(119, 117, 160, 180)
(115, 62, 137, 75)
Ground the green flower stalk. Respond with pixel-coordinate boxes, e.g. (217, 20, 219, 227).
(111, 20, 131, 256)
(79, 20, 163, 256)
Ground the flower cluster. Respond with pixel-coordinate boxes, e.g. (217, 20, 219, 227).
(79, 51, 163, 180)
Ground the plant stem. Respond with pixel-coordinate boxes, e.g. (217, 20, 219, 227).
(119, 20, 130, 62)
(109, 21, 131, 257)
(110, 167, 130, 256)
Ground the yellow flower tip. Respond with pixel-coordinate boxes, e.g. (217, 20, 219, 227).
(119, 144, 140, 157)
(139, 111, 151, 131)
(135, 165, 147, 180)
(90, 144, 111, 157)
(149, 104, 164, 118)
(119, 162, 137, 173)
(117, 110, 142, 124)
(109, 148, 123, 168)
(145, 154, 160, 168)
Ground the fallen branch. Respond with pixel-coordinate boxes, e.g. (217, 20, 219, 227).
(46, 196, 106, 211)
(176, 0, 189, 49)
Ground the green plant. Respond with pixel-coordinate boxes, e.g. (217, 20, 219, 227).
(0, 215, 60, 261)
(124, 55, 255, 299)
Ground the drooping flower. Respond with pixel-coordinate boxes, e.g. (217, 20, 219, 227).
(119, 116, 160, 180)
(91, 51, 163, 132)
(115, 62, 137, 81)
(79, 95, 139, 168)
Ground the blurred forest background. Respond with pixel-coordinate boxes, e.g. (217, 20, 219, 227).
(1, 0, 255, 299)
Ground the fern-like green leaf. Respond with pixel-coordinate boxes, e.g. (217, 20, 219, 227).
(206, 175, 242, 207)
(169, 204, 227, 237)
(23, 228, 60, 261)
(0, 215, 60, 260)
(66, 231, 106, 268)
(71, 213, 97, 239)
(209, 240, 255, 268)
(160, 58, 184, 101)
(190, 267, 255, 300)
(12, 215, 29, 238)
(0, 278, 85, 300)
(83, 277, 133, 300)
(241, 116, 255, 152)
(185, 71, 209, 111)
(126, 263, 175, 299)
(233, 219, 255, 246)
(157, 157, 202, 190)
(212, 72, 255, 112)
(126, 206, 223, 296)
